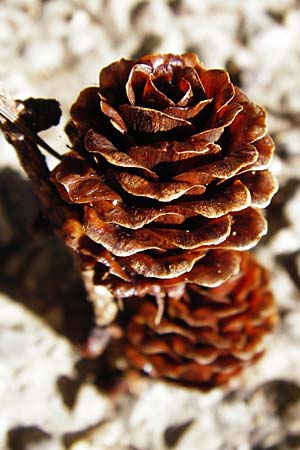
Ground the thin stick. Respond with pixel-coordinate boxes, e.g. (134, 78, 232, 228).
(0, 85, 66, 229)
(0, 85, 62, 160)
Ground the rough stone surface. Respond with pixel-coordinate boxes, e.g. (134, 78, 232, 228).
(1, 1, 300, 449)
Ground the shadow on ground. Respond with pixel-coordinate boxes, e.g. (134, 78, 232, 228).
(0, 169, 125, 427)
(0, 167, 94, 345)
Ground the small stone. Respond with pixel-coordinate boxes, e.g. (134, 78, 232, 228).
(269, 228, 300, 254)
(69, 440, 92, 450)
(24, 40, 65, 74)
(278, 129, 300, 156)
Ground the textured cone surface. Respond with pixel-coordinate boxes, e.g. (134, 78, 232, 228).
(123, 252, 278, 389)
(51, 53, 277, 297)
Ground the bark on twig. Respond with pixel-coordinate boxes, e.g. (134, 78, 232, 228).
(0, 86, 66, 230)
(2, 129, 67, 230)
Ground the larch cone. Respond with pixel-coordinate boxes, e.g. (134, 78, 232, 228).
(123, 252, 278, 389)
(51, 53, 277, 304)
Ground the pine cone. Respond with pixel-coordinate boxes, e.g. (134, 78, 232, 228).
(51, 53, 277, 299)
(123, 252, 278, 389)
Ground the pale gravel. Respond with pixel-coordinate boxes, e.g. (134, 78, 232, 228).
(0, 294, 112, 450)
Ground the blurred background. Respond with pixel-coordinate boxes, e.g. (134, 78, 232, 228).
(1, 0, 300, 449)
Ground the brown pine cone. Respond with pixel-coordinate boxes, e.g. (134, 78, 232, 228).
(51, 53, 277, 299)
(123, 252, 278, 389)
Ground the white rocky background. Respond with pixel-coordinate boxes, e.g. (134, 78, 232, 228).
(1, 0, 300, 449)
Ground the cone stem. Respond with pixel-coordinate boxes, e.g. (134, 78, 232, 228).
(1, 123, 67, 230)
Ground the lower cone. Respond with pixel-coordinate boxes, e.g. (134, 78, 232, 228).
(122, 251, 278, 390)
